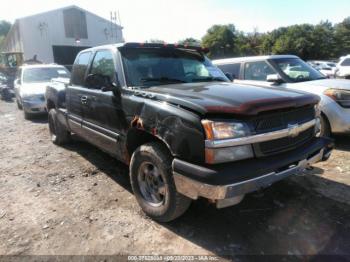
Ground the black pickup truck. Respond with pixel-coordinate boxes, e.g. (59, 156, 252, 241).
(45, 43, 333, 222)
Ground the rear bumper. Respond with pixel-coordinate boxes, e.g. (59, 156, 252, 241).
(172, 137, 333, 201)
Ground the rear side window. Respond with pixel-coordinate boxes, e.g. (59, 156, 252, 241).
(71, 52, 91, 86)
(341, 58, 350, 66)
(244, 61, 275, 81)
(217, 63, 241, 79)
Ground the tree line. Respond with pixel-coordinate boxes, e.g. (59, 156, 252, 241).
(178, 18, 350, 60)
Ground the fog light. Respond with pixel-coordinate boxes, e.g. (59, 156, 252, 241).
(205, 145, 254, 164)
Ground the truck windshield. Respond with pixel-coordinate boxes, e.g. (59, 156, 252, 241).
(23, 67, 70, 83)
(120, 48, 228, 87)
(271, 58, 326, 82)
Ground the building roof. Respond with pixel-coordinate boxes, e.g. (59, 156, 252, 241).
(16, 5, 122, 29)
(212, 55, 299, 64)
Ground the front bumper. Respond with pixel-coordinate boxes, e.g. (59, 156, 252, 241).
(22, 100, 46, 113)
(173, 137, 333, 201)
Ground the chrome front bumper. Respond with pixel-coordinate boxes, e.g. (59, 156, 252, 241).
(173, 147, 329, 202)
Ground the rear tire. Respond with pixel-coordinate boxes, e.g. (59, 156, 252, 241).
(130, 142, 192, 222)
(320, 115, 331, 138)
(48, 108, 71, 145)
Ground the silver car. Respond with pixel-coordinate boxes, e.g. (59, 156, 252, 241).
(213, 55, 350, 136)
(14, 64, 70, 119)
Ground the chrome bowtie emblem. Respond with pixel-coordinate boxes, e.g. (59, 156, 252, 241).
(287, 124, 300, 138)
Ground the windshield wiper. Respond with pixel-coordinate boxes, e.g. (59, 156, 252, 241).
(191, 76, 226, 82)
(141, 77, 187, 84)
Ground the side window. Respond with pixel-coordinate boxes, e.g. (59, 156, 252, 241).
(90, 50, 116, 85)
(71, 52, 91, 86)
(244, 61, 275, 81)
(341, 58, 350, 66)
(217, 63, 241, 79)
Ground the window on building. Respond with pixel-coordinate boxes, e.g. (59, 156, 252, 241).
(244, 61, 275, 81)
(71, 52, 91, 86)
(63, 8, 88, 39)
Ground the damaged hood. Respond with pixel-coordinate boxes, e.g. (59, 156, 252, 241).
(20, 82, 49, 97)
(142, 82, 319, 115)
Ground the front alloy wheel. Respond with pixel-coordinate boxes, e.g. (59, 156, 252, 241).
(137, 162, 166, 207)
(130, 142, 191, 222)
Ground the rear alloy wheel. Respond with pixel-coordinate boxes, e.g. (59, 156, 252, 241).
(130, 142, 191, 222)
(48, 108, 71, 145)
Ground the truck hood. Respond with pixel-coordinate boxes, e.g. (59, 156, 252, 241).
(20, 82, 49, 96)
(293, 79, 350, 93)
(142, 82, 319, 115)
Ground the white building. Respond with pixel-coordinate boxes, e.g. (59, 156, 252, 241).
(2, 5, 123, 67)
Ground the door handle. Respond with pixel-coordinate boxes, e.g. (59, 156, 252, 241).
(81, 96, 88, 104)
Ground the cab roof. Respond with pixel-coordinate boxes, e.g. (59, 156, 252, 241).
(79, 42, 209, 54)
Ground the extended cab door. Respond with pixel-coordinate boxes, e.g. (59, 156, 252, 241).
(66, 51, 92, 134)
(78, 49, 124, 158)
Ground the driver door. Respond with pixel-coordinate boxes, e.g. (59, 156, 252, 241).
(79, 49, 124, 158)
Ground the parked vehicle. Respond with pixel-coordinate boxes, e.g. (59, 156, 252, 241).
(308, 60, 337, 78)
(335, 55, 350, 79)
(0, 72, 14, 100)
(14, 64, 70, 119)
(213, 55, 350, 137)
(46, 43, 333, 222)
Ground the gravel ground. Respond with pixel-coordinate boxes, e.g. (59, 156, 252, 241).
(0, 99, 349, 257)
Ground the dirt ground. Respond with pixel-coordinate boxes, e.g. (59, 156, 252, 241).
(0, 99, 349, 258)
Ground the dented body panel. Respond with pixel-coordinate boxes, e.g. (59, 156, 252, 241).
(45, 43, 333, 209)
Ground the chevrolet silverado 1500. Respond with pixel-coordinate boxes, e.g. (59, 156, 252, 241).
(45, 43, 333, 222)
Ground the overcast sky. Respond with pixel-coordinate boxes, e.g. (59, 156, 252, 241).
(1, 0, 349, 42)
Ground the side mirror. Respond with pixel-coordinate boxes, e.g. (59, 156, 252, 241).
(85, 73, 120, 93)
(266, 74, 283, 84)
(224, 72, 234, 81)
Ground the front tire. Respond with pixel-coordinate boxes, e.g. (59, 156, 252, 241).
(130, 142, 191, 222)
(48, 108, 71, 145)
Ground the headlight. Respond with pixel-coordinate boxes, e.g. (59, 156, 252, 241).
(324, 89, 350, 108)
(201, 120, 250, 140)
(202, 120, 252, 164)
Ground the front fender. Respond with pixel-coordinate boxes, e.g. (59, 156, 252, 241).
(127, 97, 205, 164)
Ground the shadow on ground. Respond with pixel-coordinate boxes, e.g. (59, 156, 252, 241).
(334, 135, 350, 152)
(63, 138, 350, 257)
(27, 113, 48, 124)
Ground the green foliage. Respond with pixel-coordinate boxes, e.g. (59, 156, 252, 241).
(334, 17, 350, 56)
(178, 37, 201, 46)
(201, 24, 237, 58)
(0, 20, 11, 36)
(198, 17, 350, 60)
